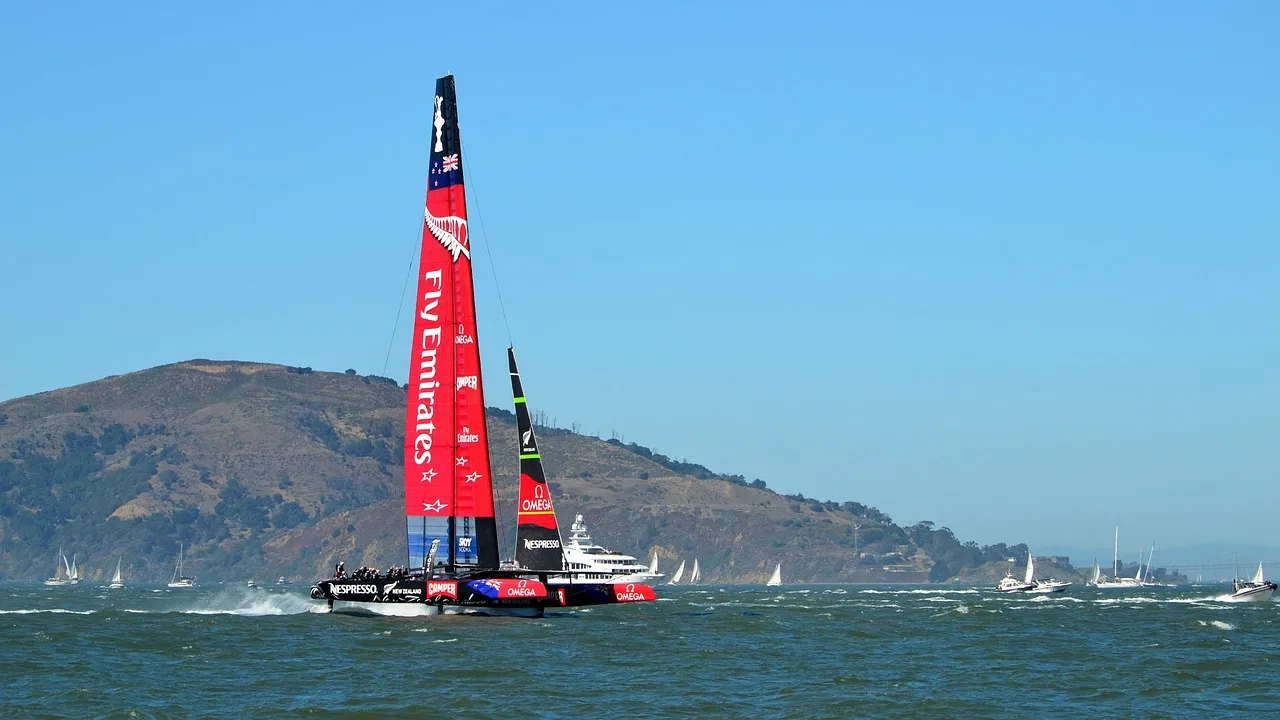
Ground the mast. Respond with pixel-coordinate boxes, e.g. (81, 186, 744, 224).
(509, 348, 566, 571)
(1113, 527, 1118, 578)
(403, 75, 498, 572)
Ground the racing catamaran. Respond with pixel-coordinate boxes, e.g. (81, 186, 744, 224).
(309, 75, 655, 616)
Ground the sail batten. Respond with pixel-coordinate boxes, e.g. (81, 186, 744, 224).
(404, 75, 498, 571)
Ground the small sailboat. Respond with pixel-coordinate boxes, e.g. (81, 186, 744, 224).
(1230, 562, 1277, 602)
(689, 559, 701, 585)
(43, 548, 72, 586)
(668, 561, 686, 585)
(766, 563, 783, 587)
(247, 580, 258, 589)
(276, 576, 288, 586)
(167, 544, 195, 588)
(108, 558, 125, 589)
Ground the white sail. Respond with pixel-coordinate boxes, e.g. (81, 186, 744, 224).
(171, 545, 182, 584)
(1091, 561, 1101, 585)
(1134, 546, 1144, 582)
(767, 563, 782, 587)
(109, 558, 124, 588)
(690, 559, 701, 584)
(1023, 552, 1035, 585)
(68, 554, 78, 581)
(668, 561, 685, 585)
(1144, 546, 1155, 583)
(649, 553, 659, 575)
(62, 552, 72, 578)
(1253, 562, 1265, 585)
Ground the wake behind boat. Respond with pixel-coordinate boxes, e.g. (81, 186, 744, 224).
(1230, 563, 1276, 602)
(308, 76, 654, 617)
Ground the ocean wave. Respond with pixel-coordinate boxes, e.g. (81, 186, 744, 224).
(860, 588, 978, 595)
(0, 608, 96, 615)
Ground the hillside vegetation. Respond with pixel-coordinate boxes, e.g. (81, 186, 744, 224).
(0, 360, 1077, 584)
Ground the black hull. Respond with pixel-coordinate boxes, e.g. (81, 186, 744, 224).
(311, 573, 654, 613)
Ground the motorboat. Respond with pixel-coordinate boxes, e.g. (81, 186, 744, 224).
(552, 514, 663, 584)
(1028, 578, 1071, 593)
(996, 552, 1036, 593)
(1231, 563, 1276, 602)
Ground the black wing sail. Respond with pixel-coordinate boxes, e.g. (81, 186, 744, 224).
(509, 347, 566, 571)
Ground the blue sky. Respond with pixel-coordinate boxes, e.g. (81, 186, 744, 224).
(1, 2, 1276, 549)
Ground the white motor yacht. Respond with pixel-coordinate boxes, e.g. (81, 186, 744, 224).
(1231, 563, 1277, 602)
(549, 515, 663, 584)
(996, 552, 1036, 593)
(1028, 578, 1071, 593)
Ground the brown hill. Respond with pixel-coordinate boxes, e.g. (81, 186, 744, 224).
(0, 360, 1008, 583)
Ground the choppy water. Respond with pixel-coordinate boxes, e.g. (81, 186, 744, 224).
(2, 583, 1277, 718)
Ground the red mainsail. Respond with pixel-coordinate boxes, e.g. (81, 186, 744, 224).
(403, 75, 498, 571)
